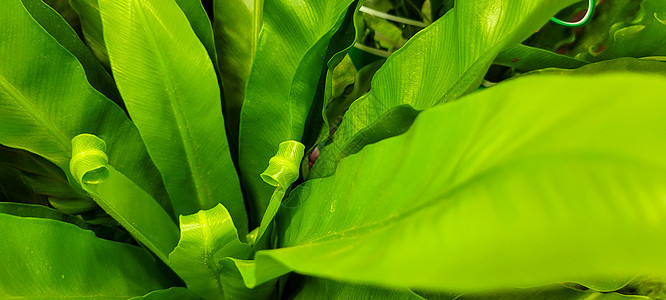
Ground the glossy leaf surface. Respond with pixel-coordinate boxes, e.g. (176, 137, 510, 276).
(310, 0, 578, 179)
(70, 134, 179, 263)
(0, 202, 134, 243)
(254, 74, 666, 291)
(213, 0, 260, 147)
(0, 213, 174, 298)
(70, 0, 220, 70)
(172, 0, 219, 70)
(238, 0, 358, 223)
(169, 204, 251, 299)
(99, 0, 246, 231)
(0, 0, 170, 212)
(21, 0, 120, 102)
(68, 0, 110, 68)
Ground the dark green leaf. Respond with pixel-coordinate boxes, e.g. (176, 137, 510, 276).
(0, 0, 171, 214)
(0, 167, 47, 205)
(495, 44, 589, 72)
(0, 145, 94, 213)
(238, 0, 359, 223)
(523, 57, 666, 76)
(597, 0, 666, 59)
(310, 0, 579, 179)
(213, 0, 261, 151)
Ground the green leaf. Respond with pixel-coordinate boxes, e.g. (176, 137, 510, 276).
(599, 0, 666, 59)
(21, 0, 121, 103)
(310, 0, 579, 179)
(526, 0, 666, 62)
(0, 213, 175, 298)
(213, 0, 261, 152)
(99, 0, 246, 232)
(325, 58, 384, 132)
(523, 57, 666, 76)
(430, 0, 454, 20)
(43, 0, 82, 32)
(455, 284, 650, 300)
(253, 140, 305, 248)
(68, 0, 111, 68)
(0, 0, 171, 213)
(0, 202, 134, 243)
(620, 275, 666, 299)
(0, 167, 48, 205)
(218, 258, 280, 299)
(494, 44, 589, 72)
(70, 0, 219, 71)
(70, 134, 179, 263)
(256, 74, 666, 291)
(0, 145, 94, 212)
(172, 0, 219, 71)
(238, 0, 359, 224)
(168, 204, 251, 299)
(290, 277, 424, 300)
(130, 287, 204, 300)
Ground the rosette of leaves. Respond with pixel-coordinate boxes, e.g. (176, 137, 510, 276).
(1, 0, 666, 299)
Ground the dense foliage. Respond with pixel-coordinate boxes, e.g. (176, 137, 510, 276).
(1, 0, 665, 298)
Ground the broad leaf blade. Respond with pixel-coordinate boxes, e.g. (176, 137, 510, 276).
(0, 202, 134, 244)
(172, 0, 219, 70)
(254, 74, 666, 291)
(70, 0, 220, 71)
(0, 0, 170, 213)
(238, 0, 358, 224)
(21, 0, 121, 103)
(0, 213, 175, 298)
(310, 0, 578, 179)
(213, 0, 259, 154)
(70, 134, 179, 263)
(68, 0, 110, 68)
(169, 204, 251, 299)
(99, 0, 246, 232)
(291, 277, 424, 300)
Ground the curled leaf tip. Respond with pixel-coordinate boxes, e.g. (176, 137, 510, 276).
(70, 134, 109, 185)
(260, 141, 305, 188)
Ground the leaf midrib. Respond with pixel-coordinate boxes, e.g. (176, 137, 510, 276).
(132, 0, 209, 209)
(0, 72, 70, 155)
(200, 212, 225, 295)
